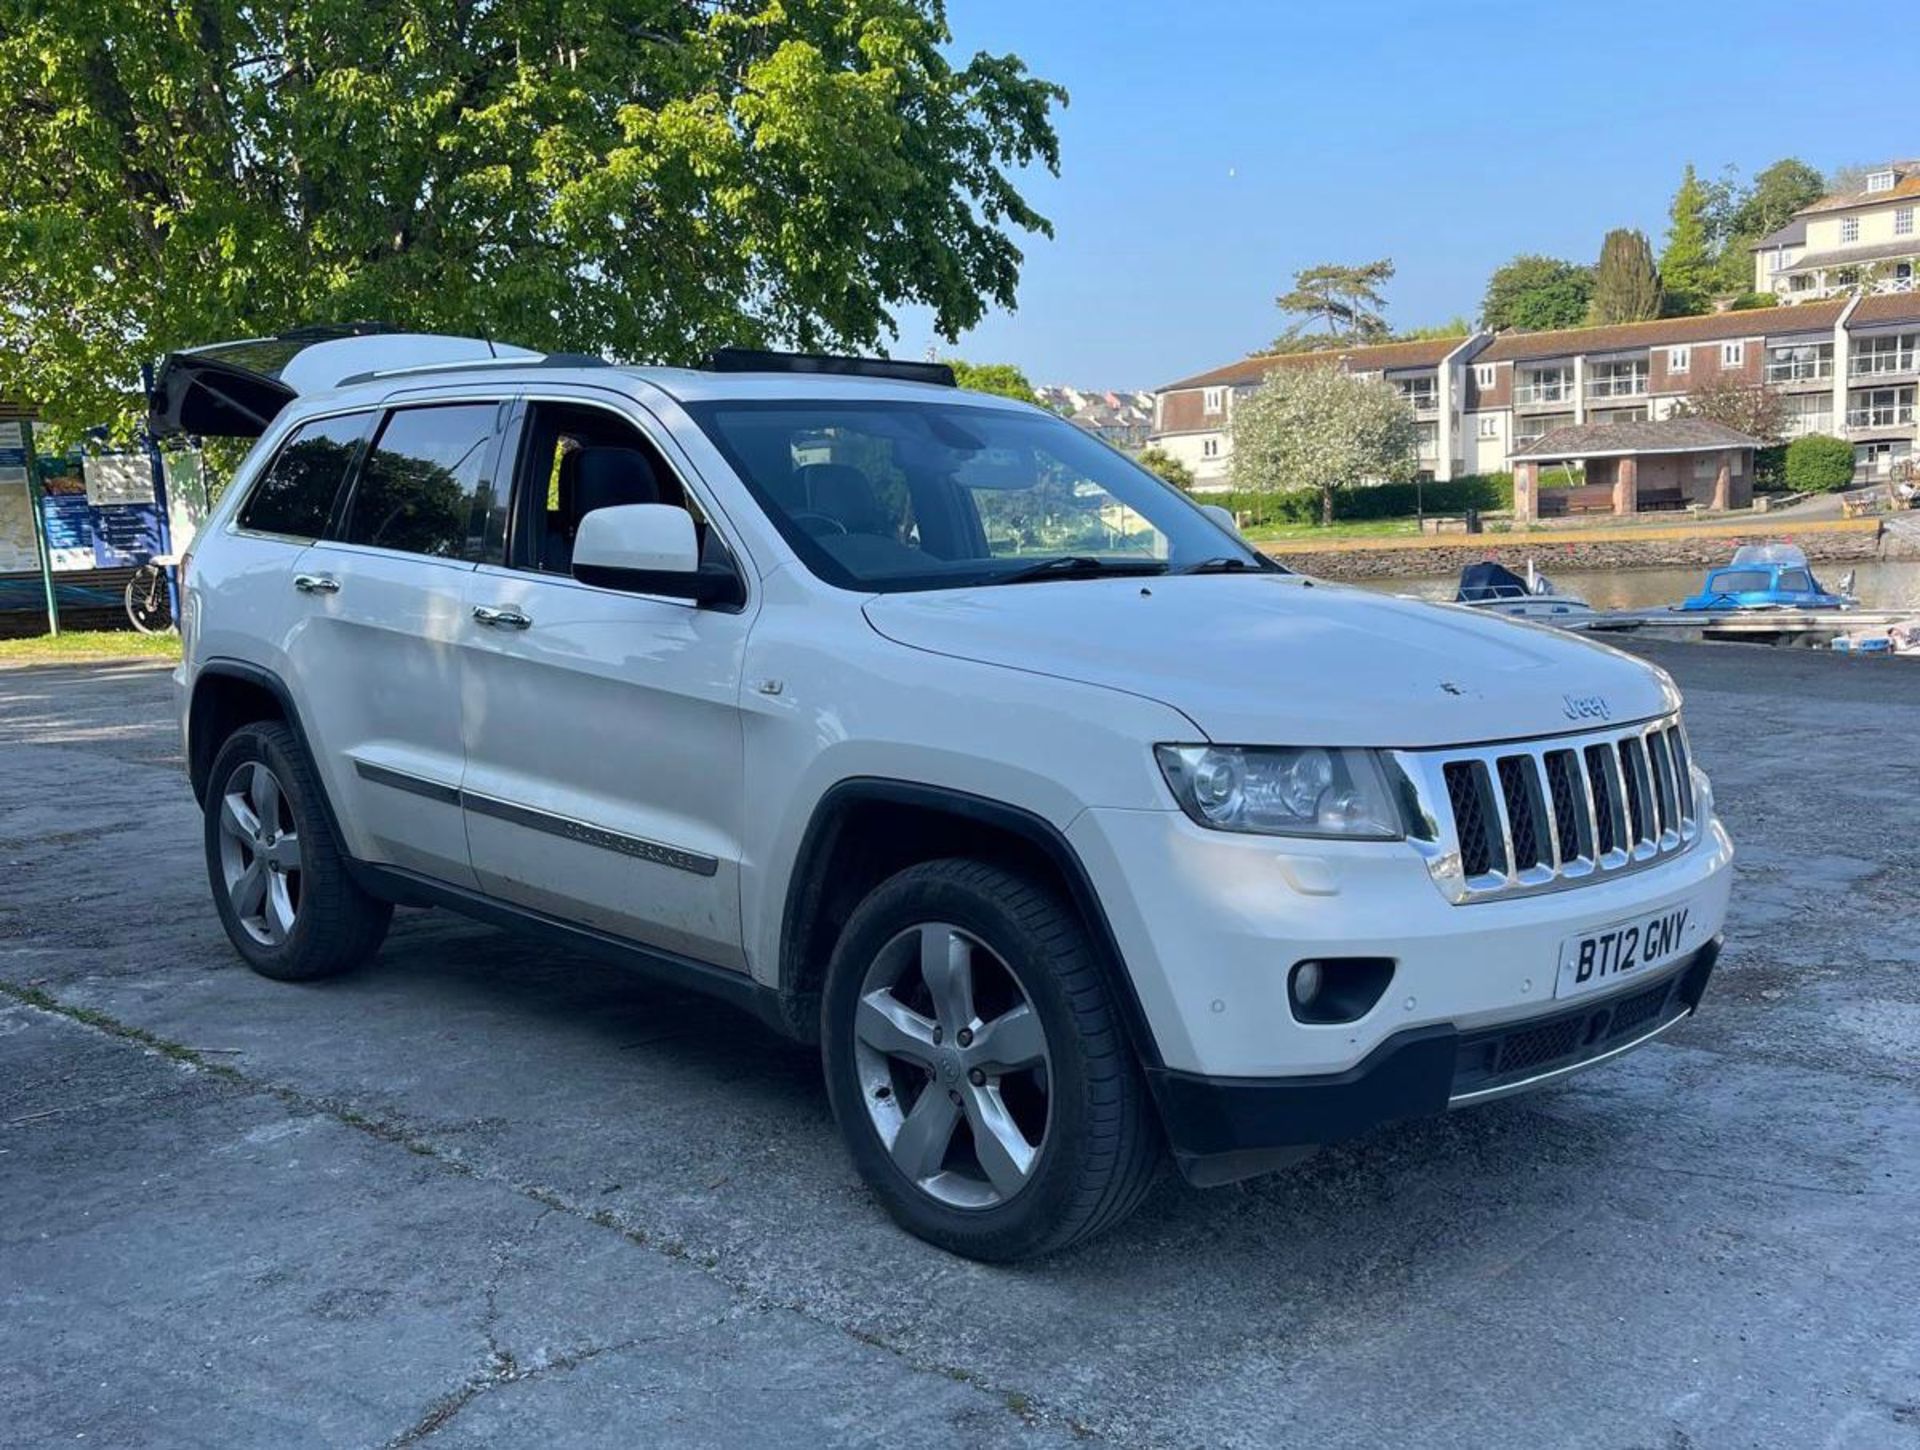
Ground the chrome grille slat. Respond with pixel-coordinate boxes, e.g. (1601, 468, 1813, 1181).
(1395, 714, 1701, 904)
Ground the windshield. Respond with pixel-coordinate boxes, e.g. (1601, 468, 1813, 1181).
(684, 399, 1268, 592)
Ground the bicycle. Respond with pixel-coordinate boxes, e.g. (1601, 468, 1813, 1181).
(125, 557, 176, 634)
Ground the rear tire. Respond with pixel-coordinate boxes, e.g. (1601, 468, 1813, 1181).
(204, 722, 392, 981)
(822, 858, 1161, 1261)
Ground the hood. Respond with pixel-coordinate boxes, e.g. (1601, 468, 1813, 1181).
(862, 574, 1676, 748)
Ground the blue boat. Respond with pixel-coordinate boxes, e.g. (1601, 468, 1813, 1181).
(1677, 544, 1856, 613)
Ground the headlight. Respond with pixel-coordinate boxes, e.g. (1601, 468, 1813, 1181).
(1155, 745, 1403, 839)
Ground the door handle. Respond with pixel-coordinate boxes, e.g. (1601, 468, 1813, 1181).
(471, 605, 532, 630)
(293, 573, 341, 595)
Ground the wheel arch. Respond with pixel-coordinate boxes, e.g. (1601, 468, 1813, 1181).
(775, 778, 1165, 1068)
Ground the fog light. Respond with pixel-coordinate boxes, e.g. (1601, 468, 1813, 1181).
(1289, 957, 1395, 1025)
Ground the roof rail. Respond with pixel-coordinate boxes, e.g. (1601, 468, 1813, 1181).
(702, 347, 955, 387)
(336, 351, 611, 386)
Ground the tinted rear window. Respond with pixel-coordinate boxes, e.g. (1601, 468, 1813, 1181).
(344, 405, 500, 559)
(238, 412, 373, 538)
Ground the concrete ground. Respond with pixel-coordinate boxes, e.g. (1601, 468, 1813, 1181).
(1, 645, 1916, 1449)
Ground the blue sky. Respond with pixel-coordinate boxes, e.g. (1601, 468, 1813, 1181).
(891, 0, 1901, 389)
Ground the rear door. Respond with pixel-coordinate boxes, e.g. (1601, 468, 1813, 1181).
(454, 394, 754, 968)
(284, 400, 508, 888)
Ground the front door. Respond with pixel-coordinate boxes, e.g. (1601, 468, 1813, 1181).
(288, 399, 507, 888)
(455, 397, 753, 969)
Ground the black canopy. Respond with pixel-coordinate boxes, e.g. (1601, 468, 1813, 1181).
(1456, 561, 1530, 603)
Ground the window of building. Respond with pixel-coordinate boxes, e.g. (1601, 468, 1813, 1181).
(343, 404, 502, 560)
(1516, 365, 1574, 404)
(1767, 341, 1834, 383)
(1667, 346, 1690, 374)
(1781, 392, 1833, 437)
(1201, 437, 1220, 458)
(238, 412, 374, 540)
(1202, 387, 1226, 415)
(1841, 217, 1861, 243)
(1846, 385, 1916, 428)
(1867, 170, 1896, 193)
(1476, 415, 1499, 439)
(1898, 208, 1915, 237)
(1720, 341, 1745, 368)
(1474, 364, 1496, 388)
(1849, 331, 1920, 376)
(1586, 358, 1649, 398)
(1395, 376, 1438, 411)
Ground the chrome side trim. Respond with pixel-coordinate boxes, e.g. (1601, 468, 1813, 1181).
(352, 761, 718, 877)
(1447, 1006, 1693, 1107)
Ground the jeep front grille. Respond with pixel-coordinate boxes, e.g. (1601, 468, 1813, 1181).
(1394, 716, 1701, 903)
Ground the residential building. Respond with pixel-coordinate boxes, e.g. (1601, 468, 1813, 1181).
(1754, 161, 1920, 302)
(1149, 336, 1476, 486)
(1033, 385, 1155, 449)
(1151, 290, 1920, 489)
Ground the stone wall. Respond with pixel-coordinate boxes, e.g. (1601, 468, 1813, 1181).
(1267, 525, 1912, 581)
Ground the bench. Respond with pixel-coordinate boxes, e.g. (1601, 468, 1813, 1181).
(1637, 487, 1686, 512)
(1840, 483, 1892, 519)
(1538, 483, 1616, 518)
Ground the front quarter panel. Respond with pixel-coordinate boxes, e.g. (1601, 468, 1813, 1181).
(737, 567, 1197, 986)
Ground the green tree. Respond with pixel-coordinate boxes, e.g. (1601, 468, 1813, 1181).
(1784, 434, 1855, 493)
(1229, 364, 1418, 525)
(1660, 165, 1718, 315)
(1589, 229, 1662, 324)
(1480, 255, 1594, 331)
(1133, 445, 1194, 491)
(1395, 317, 1471, 341)
(1731, 158, 1826, 239)
(1271, 259, 1395, 348)
(0, 1, 1066, 438)
(946, 360, 1037, 403)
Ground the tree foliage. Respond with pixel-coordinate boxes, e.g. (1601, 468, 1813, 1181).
(946, 359, 1037, 403)
(1783, 434, 1855, 494)
(1271, 259, 1395, 349)
(1481, 254, 1593, 332)
(1133, 445, 1194, 491)
(1395, 316, 1471, 341)
(1228, 364, 1418, 525)
(1589, 229, 1662, 324)
(1730, 159, 1825, 241)
(1666, 376, 1788, 444)
(1660, 164, 1717, 315)
(0, 0, 1066, 437)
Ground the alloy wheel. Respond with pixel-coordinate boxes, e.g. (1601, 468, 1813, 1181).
(216, 760, 302, 946)
(853, 922, 1052, 1209)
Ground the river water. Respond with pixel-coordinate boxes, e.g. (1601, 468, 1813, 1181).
(1357, 558, 1920, 613)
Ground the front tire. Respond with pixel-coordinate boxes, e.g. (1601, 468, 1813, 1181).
(204, 722, 392, 981)
(822, 858, 1161, 1261)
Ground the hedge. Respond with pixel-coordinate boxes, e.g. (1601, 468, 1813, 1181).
(1783, 434, 1854, 494)
(1205, 472, 1514, 525)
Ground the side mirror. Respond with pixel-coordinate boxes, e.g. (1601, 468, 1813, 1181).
(1200, 503, 1242, 537)
(572, 504, 744, 608)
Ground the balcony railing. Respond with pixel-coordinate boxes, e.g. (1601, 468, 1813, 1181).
(1586, 375, 1649, 399)
(1765, 358, 1833, 384)
(1850, 349, 1918, 377)
(1513, 380, 1573, 405)
(1399, 391, 1439, 413)
(1846, 404, 1915, 428)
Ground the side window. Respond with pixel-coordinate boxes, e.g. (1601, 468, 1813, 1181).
(237, 412, 373, 538)
(344, 404, 501, 559)
(509, 401, 716, 575)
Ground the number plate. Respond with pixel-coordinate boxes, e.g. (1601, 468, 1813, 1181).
(1556, 903, 1695, 1001)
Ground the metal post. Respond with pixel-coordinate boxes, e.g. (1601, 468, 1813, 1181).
(22, 421, 59, 636)
(139, 362, 179, 625)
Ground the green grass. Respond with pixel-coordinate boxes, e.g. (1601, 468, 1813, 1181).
(0, 629, 182, 665)
(1240, 517, 1429, 543)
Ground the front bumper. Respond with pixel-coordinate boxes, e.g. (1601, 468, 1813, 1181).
(1148, 939, 1718, 1186)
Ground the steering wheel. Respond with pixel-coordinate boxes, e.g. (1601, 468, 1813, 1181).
(791, 510, 849, 537)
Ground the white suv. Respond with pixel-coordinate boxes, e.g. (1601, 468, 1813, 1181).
(166, 330, 1733, 1261)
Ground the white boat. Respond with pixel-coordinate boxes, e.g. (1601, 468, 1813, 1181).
(1454, 560, 1603, 628)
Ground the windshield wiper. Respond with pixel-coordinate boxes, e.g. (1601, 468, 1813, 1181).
(1176, 556, 1257, 575)
(989, 555, 1170, 585)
